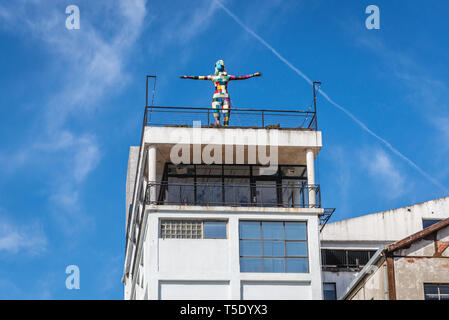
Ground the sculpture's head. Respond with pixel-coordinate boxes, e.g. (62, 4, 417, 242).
(215, 59, 226, 75)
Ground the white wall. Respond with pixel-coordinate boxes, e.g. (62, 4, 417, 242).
(321, 197, 449, 243)
(159, 281, 230, 300)
(137, 205, 323, 300)
(322, 271, 358, 299)
(241, 281, 311, 300)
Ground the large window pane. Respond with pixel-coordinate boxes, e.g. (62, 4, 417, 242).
(263, 241, 285, 257)
(240, 222, 260, 239)
(239, 221, 309, 274)
(263, 258, 285, 273)
(197, 177, 221, 205)
(240, 240, 261, 256)
(240, 258, 262, 272)
(286, 242, 308, 257)
(323, 283, 337, 300)
(204, 221, 226, 239)
(262, 222, 284, 239)
(285, 222, 307, 240)
(286, 257, 309, 273)
(224, 179, 250, 206)
(167, 178, 195, 205)
(255, 181, 278, 206)
(439, 285, 449, 295)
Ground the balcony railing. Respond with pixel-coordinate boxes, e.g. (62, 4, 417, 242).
(145, 181, 321, 208)
(143, 106, 317, 130)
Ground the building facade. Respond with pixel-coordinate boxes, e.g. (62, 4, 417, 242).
(122, 102, 332, 300)
(320, 197, 449, 299)
(341, 218, 449, 300)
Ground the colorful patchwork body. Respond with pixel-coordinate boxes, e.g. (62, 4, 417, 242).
(180, 60, 262, 126)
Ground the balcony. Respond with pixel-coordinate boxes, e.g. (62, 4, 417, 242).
(143, 105, 317, 130)
(146, 181, 321, 208)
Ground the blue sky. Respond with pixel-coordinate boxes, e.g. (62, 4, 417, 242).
(0, 0, 448, 299)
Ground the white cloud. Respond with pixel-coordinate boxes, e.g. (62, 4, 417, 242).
(0, 1, 147, 230)
(0, 216, 47, 255)
(361, 147, 406, 199)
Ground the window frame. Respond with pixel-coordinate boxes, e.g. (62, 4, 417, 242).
(159, 163, 308, 207)
(321, 249, 377, 270)
(422, 219, 443, 229)
(159, 219, 228, 239)
(239, 220, 309, 273)
(323, 282, 337, 300)
(424, 283, 449, 300)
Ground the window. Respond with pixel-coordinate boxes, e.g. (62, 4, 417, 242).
(239, 221, 308, 273)
(424, 284, 449, 300)
(204, 221, 227, 239)
(322, 249, 375, 268)
(160, 164, 309, 207)
(323, 283, 337, 300)
(422, 219, 442, 229)
(160, 220, 227, 239)
(321, 249, 376, 269)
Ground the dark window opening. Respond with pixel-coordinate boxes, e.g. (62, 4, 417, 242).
(424, 284, 449, 300)
(422, 219, 442, 229)
(321, 249, 376, 269)
(323, 283, 337, 300)
(157, 163, 315, 208)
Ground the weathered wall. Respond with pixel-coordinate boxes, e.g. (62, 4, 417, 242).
(346, 224, 449, 300)
(321, 197, 449, 243)
(348, 260, 387, 300)
(393, 225, 449, 300)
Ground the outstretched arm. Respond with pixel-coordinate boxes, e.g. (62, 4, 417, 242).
(229, 72, 262, 80)
(180, 75, 212, 80)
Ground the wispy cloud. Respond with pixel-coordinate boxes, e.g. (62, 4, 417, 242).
(361, 147, 407, 199)
(0, 215, 47, 255)
(150, 0, 219, 55)
(215, 0, 449, 194)
(0, 1, 148, 233)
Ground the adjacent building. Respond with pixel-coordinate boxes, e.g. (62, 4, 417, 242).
(341, 217, 449, 300)
(320, 196, 449, 299)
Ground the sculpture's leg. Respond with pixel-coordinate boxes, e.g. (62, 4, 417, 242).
(212, 98, 221, 126)
(222, 97, 231, 126)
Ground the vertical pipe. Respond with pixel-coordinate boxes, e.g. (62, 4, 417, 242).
(147, 145, 157, 204)
(306, 148, 316, 207)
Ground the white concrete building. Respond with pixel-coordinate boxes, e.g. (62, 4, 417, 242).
(320, 196, 449, 300)
(122, 103, 332, 300)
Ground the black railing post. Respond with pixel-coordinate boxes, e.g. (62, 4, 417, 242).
(313, 81, 321, 131)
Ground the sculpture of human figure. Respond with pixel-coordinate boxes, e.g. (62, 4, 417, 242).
(180, 60, 262, 126)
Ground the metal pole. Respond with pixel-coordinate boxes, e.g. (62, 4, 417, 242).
(313, 81, 321, 130)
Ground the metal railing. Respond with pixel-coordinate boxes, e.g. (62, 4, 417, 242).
(144, 106, 317, 130)
(145, 181, 321, 208)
